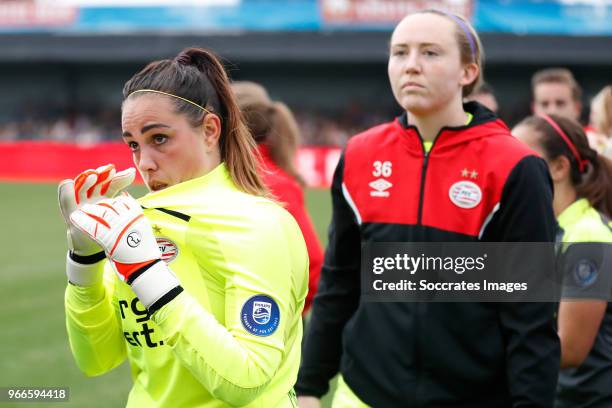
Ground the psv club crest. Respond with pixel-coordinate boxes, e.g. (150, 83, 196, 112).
(449, 181, 482, 209)
(156, 238, 179, 263)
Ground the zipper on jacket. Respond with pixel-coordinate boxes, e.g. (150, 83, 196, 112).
(413, 131, 436, 406)
(416, 130, 440, 225)
(417, 152, 430, 225)
(410, 118, 467, 225)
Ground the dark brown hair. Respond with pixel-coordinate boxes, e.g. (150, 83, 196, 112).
(518, 114, 612, 217)
(122, 47, 267, 196)
(232, 81, 305, 186)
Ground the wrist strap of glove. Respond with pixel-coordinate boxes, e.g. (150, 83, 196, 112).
(128, 260, 182, 312)
(66, 251, 106, 286)
(70, 250, 106, 264)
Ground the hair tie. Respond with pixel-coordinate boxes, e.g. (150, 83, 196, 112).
(128, 89, 214, 117)
(539, 114, 588, 172)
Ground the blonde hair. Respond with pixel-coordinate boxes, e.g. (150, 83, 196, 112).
(592, 85, 612, 136)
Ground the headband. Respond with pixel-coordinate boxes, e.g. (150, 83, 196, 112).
(128, 89, 214, 116)
(442, 12, 476, 62)
(540, 114, 588, 173)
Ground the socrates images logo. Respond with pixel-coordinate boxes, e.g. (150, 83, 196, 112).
(241, 295, 280, 337)
(156, 238, 179, 263)
(449, 181, 482, 209)
(369, 178, 393, 197)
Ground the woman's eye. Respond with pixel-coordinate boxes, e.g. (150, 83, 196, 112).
(153, 134, 168, 145)
(423, 50, 438, 57)
(392, 50, 406, 57)
(127, 141, 139, 152)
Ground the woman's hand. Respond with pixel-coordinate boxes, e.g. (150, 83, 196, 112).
(69, 194, 180, 310)
(58, 164, 135, 256)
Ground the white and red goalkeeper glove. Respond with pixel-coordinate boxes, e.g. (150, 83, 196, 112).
(58, 164, 136, 285)
(59, 164, 136, 256)
(69, 194, 182, 311)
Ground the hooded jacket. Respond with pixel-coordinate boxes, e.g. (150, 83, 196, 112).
(296, 102, 560, 407)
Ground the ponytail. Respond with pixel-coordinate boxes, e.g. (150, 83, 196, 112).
(268, 102, 306, 187)
(576, 153, 612, 218)
(179, 48, 268, 197)
(231, 81, 306, 187)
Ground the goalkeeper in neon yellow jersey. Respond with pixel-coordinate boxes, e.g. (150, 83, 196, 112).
(515, 114, 612, 407)
(58, 47, 308, 407)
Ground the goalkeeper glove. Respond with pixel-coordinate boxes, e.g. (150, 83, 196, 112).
(69, 194, 182, 312)
(58, 164, 135, 285)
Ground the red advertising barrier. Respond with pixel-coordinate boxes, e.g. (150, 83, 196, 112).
(0, 141, 140, 183)
(296, 146, 341, 188)
(0, 141, 340, 188)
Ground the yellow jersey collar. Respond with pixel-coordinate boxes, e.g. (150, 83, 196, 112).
(557, 198, 591, 229)
(138, 163, 233, 207)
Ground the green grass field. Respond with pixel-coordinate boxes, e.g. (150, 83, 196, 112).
(0, 182, 332, 408)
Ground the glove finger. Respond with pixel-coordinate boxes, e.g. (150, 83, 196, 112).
(103, 167, 136, 197)
(88, 164, 116, 200)
(58, 179, 77, 223)
(69, 209, 104, 240)
(74, 170, 98, 205)
(96, 163, 115, 174)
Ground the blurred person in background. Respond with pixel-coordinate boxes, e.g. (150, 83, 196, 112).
(531, 68, 582, 122)
(297, 9, 559, 408)
(514, 114, 612, 408)
(58, 47, 308, 407)
(530, 68, 608, 153)
(589, 85, 612, 156)
(466, 81, 498, 113)
(232, 80, 324, 315)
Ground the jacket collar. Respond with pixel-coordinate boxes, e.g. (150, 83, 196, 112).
(557, 198, 592, 229)
(138, 163, 234, 209)
(395, 101, 508, 152)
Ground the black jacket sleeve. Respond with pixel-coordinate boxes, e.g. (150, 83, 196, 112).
(481, 155, 560, 408)
(295, 154, 361, 398)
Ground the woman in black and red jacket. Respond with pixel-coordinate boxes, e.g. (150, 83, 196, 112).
(296, 9, 560, 408)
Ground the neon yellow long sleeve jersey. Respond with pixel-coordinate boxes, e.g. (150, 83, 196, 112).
(64, 164, 309, 407)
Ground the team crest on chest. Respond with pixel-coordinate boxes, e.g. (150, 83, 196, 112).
(156, 238, 179, 263)
(449, 181, 482, 209)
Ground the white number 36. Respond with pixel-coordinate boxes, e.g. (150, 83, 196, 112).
(372, 161, 392, 177)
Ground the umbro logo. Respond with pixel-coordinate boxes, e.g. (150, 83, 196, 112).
(369, 178, 392, 197)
